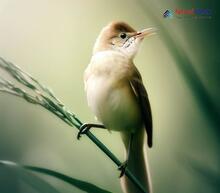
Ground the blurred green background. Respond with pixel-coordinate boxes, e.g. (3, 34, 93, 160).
(0, 0, 219, 193)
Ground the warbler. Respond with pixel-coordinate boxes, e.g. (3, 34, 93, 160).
(78, 21, 156, 193)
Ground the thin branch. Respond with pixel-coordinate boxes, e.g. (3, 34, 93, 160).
(0, 57, 148, 193)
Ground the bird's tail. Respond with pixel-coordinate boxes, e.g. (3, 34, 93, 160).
(120, 128, 152, 193)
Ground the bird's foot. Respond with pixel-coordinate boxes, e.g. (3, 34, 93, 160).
(77, 123, 105, 140)
(118, 160, 128, 178)
(77, 123, 92, 140)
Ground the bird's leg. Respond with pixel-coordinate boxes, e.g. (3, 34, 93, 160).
(77, 123, 106, 139)
(118, 133, 134, 178)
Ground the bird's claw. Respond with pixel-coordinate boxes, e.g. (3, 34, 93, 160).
(77, 123, 106, 140)
(77, 123, 92, 140)
(118, 161, 128, 178)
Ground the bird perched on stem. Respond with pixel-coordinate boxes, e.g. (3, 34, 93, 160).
(78, 21, 156, 193)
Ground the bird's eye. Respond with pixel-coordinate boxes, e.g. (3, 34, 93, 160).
(120, 33, 127, 39)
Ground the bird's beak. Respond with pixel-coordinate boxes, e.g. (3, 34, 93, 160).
(135, 27, 157, 39)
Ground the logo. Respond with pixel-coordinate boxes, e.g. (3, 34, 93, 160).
(163, 8, 212, 19)
(163, 10, 173, 18)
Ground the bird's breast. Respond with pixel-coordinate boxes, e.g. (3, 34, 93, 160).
(85, 51, 142, 132)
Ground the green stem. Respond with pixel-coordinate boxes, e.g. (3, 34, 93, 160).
(68, 117, 147, 193)
(86, 131, 148, 193)
(0, 57, 148, 193)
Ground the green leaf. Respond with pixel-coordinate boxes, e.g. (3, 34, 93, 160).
(25, 166, 112, 193)
(0, 160, 61, 193)
(0, 160, 112, 193)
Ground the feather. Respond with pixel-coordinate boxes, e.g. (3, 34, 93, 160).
(129, 66, 153, 147)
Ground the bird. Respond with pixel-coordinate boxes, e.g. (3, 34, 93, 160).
(77, 21, 156, 193)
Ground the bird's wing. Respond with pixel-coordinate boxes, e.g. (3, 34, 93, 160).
(129, 66, 153, 147)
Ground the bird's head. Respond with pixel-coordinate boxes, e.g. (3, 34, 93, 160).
(93, 21, 156, 59)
